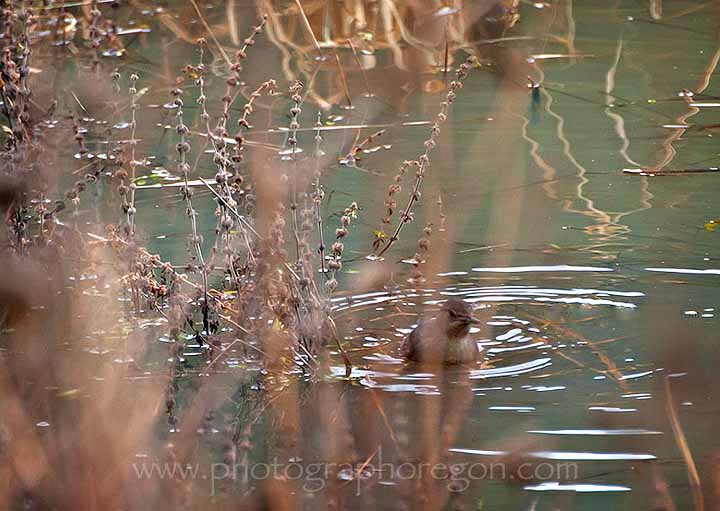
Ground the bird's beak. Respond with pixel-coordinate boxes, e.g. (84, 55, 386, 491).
(469, 314, 482, 325)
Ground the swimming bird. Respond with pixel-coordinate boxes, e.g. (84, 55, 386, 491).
(401, 298, 481, 365)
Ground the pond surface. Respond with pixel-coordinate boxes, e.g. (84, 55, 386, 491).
(11, 1, 720, 510)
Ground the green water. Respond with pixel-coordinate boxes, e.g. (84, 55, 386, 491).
(38, 1, 720, 509)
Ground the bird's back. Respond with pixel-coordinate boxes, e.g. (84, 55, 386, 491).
(400, 318, 436, 362)
(401, 317, 479, 365)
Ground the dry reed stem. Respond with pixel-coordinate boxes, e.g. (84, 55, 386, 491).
(651, 462, 678, 511)
(369, 389, 400, 449)
(665, 376, 704, 511)
(346, 128, 385, 161)
(293, 0, 323, 56)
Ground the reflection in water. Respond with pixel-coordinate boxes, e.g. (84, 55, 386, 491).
(258, 0, 521, 109)
(605, 37, 643, 169)
(534, 61, 637, 243)
(650, 44, 720, 172)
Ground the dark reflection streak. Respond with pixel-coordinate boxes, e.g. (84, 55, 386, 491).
(684, 153, 720, 166)
(633, 17, 716, 37)
(664, 1, 714, 20)
(592, 92, 677, 121)
(496, 70, 675, 121)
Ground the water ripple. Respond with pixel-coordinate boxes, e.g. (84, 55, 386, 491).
(472, 265, 614, 273)
(524, 482, 631, 492)
(528, 429, 661, 436)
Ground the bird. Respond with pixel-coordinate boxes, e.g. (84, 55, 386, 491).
(401, 298, 482, 365)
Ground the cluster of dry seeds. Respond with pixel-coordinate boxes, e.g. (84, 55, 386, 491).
(374, 55, 477, 258)
(326, 202, 358, 293)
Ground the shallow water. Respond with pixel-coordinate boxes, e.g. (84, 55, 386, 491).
(13, 0, 720, 509)
(133, 1, 716, 508)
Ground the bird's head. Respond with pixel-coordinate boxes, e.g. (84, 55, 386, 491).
(440, 298, 481, 335)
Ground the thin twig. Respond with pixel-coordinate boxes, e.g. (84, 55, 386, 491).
(197, 177, 260, 237)
(326, 316, 352, 376)
(334, 52, 353, 109)
(188, 0, 233, 69)
(347, 38, 372, 97)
